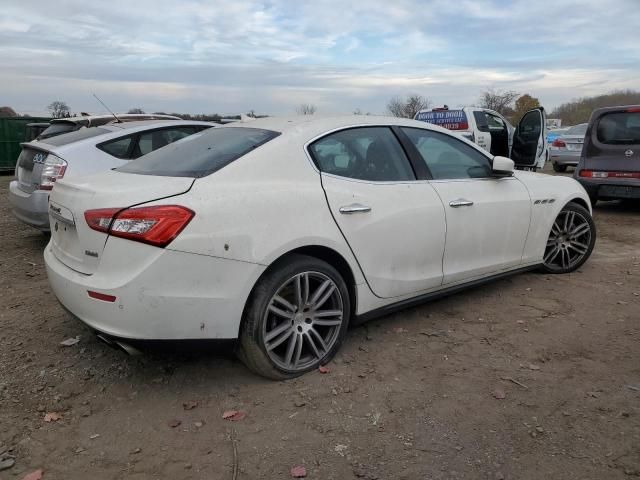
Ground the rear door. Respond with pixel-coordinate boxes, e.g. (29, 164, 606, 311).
(400, 127, 531, 285)
(309, 126, 446, 299)
(511, 107, 547, 169)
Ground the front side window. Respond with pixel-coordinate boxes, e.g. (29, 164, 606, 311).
(309, 127, 415, 182)
(401, 127, 492, 180)
(485, 113, 507, 132)
(596, 112, 640, 145)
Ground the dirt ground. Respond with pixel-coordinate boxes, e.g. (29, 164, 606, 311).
(1, 167, 639, 480)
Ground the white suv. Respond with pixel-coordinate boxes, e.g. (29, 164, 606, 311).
(415, 106, 547, 170)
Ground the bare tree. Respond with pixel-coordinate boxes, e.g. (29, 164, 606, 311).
(47, 101, 70, 118)
(387, 94, 431, 119)
(478, 88, 519, 116)
(0, 106, 18, 117)
(127, 108, 145, 114)
(296, 104, 317, 115)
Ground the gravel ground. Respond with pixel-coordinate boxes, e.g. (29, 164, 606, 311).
(1, 167, 639, 480)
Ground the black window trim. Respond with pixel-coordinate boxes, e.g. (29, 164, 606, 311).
(306, 125, 420, 183)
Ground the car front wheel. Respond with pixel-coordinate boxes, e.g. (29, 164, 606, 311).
(239, 254, 350, 379)
(541, 202, 596, 274)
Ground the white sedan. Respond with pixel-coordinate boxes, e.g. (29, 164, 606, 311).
(44, 116, 596, 379)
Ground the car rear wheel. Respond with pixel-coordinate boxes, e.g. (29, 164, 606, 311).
(541, 202, 596, 274)
(239, 254, 350, 380)
(552, 162, 567, 172)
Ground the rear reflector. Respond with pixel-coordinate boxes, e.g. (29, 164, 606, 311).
(88, 291, 117, 302)
(85, 205, 194, 247)
(579, 170, 640, 179)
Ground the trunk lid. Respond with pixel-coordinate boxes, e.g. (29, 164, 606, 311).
(560, 134, 585, 152)
(49, 170, 194, 275)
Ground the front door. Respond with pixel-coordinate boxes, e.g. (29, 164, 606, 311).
(308, 126, 446, 299)
(399, 127, 531, 285)
(511, 107, 547, 169)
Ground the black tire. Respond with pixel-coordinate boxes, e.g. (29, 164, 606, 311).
(540, 202, 596, 274)
(552, 162, 567, 173)
(588, 193, 598, 206)
(238, 254, 351, 380)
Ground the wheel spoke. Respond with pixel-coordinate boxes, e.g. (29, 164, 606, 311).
(311, 284, 335, 310)
(570, 223, 590, 239)
(563, 211, 575, 232)
(293, 333, 303, 366)
(269, 304, 294, 319)
(266, 327, 293, 351)
(551, 222, 562, 236)
(283, 333, 299, 367)
(544, 245, 560, 264)
(305, 330, 324, 359)
(569, 241, 588, 255)
(294, 274, 304, 308)
(313, 309, 342, 318)
(309, 280, 331, 307)
(560, 249, 570, 268)
(272, 295, 296, 314)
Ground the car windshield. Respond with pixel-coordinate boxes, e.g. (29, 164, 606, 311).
(39, 127, 110, 146)
(566, 124, 587, 136)
(597, 112, 640, 145)
(116, 127, 280, 178)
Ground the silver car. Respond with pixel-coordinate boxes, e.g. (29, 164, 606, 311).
(550, 123, 588, 172)
(9, 120, 214, 231)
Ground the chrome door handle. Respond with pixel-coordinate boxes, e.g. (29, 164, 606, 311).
(449, 199, 474, 208)
(339, 203, 371, 214)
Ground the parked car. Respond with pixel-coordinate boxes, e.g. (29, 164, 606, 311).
(547, 127, 569, 144)
(37, 114, 181, 140)
(25, 122, 50, 142)
(550, 123, 588, 172)
(44, 115, 595, 379)
(9, 120, 214, 231)
(575, 105, 640, 204)
(414, 106, 548, 170)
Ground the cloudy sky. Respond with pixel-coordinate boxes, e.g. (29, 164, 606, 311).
(1, 0, 639, 116)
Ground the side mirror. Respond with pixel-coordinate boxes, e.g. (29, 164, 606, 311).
(492, 156, 514, 177)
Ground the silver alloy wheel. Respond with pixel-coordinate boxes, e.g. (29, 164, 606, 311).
(543, 209, 592, 271)
(262, 271, 344, 371)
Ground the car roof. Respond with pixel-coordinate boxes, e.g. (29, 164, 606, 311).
(224, 115, 448, 140)
(49, 114, 182, 125)
(29, 121, 216, 152)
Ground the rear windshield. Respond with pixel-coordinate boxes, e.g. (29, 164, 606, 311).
(597, 112, 640, 145)
(39, 127, 110, 146)
(566, 124, 588, 136)
(116, 127, 280, 178)
(39, 122, 78, 139)
(414, 110, 469, 130)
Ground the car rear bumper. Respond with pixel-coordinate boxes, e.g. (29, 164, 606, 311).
(550, 150, 580, 166)
(576, 178, 640, 200)
(8, 180, 50, 230)
(44, 241, 265, 340)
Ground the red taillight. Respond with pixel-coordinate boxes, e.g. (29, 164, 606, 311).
(84, 205, 194, 247)
(626, 107, 640, 113)
(579, 170, 640, 179)
(39, 154, 67, 190)
(552, 139, 566, 147)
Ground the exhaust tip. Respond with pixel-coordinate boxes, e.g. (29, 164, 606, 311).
(96, 333, 142, 356)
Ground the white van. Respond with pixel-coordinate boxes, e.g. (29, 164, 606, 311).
(414, 106, 547, 170)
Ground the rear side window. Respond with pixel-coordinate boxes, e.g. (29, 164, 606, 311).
(99, 135, 134, 159)
(415, 110, 469, 130)
(116, 127, 280, 177)
(566, 123, 587, 136)
(309, 127, 415, 182)
(133, 127, 200, 158)
(596, 112, 640, 145)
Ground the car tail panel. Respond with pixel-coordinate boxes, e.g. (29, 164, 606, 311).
(48, 171, 194, 275)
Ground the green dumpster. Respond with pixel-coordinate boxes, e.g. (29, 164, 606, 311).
(0, 117, 50, 172)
